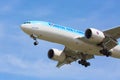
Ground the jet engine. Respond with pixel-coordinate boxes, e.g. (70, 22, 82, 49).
(48, 48, 66, 62)
(85, 28, 105, 43)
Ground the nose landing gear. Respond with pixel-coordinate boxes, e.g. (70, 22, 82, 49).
(30, 34, 39, 46)
(34, 40, 39, 46)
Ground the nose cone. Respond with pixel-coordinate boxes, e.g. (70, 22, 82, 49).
(21, 24, 25, 30)
(20, 24, 31, 34)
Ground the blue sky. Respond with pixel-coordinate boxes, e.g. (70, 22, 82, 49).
(1, 0, 120, 80)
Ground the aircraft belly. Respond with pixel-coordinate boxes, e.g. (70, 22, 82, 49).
(65, 39, 102, 55)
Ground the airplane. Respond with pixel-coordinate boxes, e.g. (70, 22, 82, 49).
(21, 21, 120, 67)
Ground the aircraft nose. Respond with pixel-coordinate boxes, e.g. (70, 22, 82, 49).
(20, 24, 32, 35)
(21, 24, 26, 30)
(20, 24, 30, 33)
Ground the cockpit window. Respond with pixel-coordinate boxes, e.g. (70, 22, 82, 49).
(24, 21, 31, 24)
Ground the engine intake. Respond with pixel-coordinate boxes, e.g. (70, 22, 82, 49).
(85, 29, 92, 39)
(48, 49, 54, 59)
(85, 28, 105, 43)
(48, 48, 66, 62)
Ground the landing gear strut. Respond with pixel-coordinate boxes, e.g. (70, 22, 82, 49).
(100, 49, 111, 57)
(98, 42, 112, 57)
(30, 34, 39, 46)
(78, 53, 91, 67)
(78, 59, 90, 67)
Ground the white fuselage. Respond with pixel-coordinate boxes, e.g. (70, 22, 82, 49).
(21, 22, 120, 59)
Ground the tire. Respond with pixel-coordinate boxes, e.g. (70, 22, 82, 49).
(34, 41, 38, 45)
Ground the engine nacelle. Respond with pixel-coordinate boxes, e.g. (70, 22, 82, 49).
(48, 48, 66, 62)
(85, 28, 105, 43)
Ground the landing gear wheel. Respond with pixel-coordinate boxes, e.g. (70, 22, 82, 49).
(100, 49, 111, 57)
(78, 60, 82, 64)
(34, 41, 39, 46)
(78, 60, 90, 67)
(84, 62, 90, 67)
(106, 52, 112, 57)
(30, 34, 39, 46)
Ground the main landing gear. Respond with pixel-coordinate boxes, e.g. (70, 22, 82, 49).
(78, 59, 90, 67)
(98, 42, 112, 57)
(30, 34, 39, 46)
(100, 49, 111, 57)
(78, 53, 91, 67)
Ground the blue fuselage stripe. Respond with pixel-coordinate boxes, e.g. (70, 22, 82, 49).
(48, 23, 84, 35)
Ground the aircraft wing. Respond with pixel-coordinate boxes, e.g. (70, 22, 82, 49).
(76, 27, 120, 50)
(104, 26, 120, 39)
(57, 27, 120, 68)
(56, 47, 94, 68)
